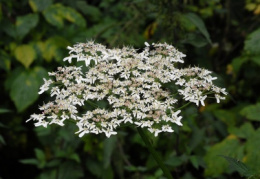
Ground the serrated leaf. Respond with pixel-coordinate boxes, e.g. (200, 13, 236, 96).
(10, 67, 47, 112)
(16, 13, 39, 39)
(218, 155, 253, 177)
(29, 0, 52, 12)
(244, 28, 260, 55)
(14, 44, 36, 68)
(185, 13, 212, 44)
(241, 103, 260, 121)
(204, 135, 241, 176)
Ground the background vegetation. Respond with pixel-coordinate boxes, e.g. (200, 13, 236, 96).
(1, 0, 260, 178)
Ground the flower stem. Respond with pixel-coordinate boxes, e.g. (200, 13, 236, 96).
(137, 127, 174, 179)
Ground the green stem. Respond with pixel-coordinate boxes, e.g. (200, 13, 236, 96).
(137, 127, 174, 179)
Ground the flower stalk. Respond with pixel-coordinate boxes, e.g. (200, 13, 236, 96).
(137, 127, 174, 179)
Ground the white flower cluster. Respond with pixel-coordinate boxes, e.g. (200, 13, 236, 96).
(27, 41, 227, 138)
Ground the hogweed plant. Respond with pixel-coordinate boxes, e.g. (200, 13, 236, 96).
(28, 41, 227, 178)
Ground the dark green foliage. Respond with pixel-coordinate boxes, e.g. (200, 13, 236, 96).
(1, 0, 260, 178)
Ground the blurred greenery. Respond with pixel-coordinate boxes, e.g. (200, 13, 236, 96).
(1, 0, 260, 178)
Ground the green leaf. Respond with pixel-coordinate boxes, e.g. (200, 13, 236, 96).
(231, 57, 248, 74)
(19, 158, 39, 165)
(188, 127, 204, 151)
(76, 1, 101, 22)
(181, 33, 208, 47)
(35, 148, 46, 168)
(213, 109, 237, 126)
(241, 103, 260, 121)
(43, 4, 86, 28)
(189, 155, 199, 169)
(86, 159, 102, 177)
(43, 4, 64, 28)
(250, 55, 260, 66)
(16, 13, 39, 39)
(68, 153, 81, 163)
(244, 28, 260, 55)
(0, 50, 11, 72)
(41, 36, 70, 62)
(204, 135, 241, 176)
(0, 135, 6, 145)
(10, 67, 47, 112)
(57, 162, 84, 179)
(0, 108, 12, 114)
(228, 122, 255, 139)
(59, 6, 86, 27)
(14, 44, 36, 68)
(29, 0, 52, 12)
(185, 13, 212, 44)
(165, 155, 186, 167)
(218, 155, 254, 177)
(103, 136, 117, 168)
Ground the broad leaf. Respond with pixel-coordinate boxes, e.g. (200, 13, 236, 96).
(185, 13, 212, 44)
(219, 155, 254, 177)
(43, 4, 86, 28)
(10, 67, 47, 112)
(14, 44, 36, 68)
(228, 122, 255, 139)
(240, 103, 260, 121)
(245, 129, 260, 173)
(231, 57, 248, 74)
(250, 55, 260, 66)
(59, 5, 86, 27)
(244, 28, 260, 55)
(16, 13, 39, 39)
(29, 0, 52, 12)
(43, 4, 64, 28)
(0, 50, 11, 72)
(204, 135, 241, 176)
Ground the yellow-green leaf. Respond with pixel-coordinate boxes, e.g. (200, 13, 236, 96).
(204, 135, 241, 176)
(14, 45, 36, 68)
(29, 0, 52, 12)
(43, 4, 86, 28)
(59, 6, 86, 27)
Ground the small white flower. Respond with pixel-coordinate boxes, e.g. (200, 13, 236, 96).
(28, 41, 227, 138)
